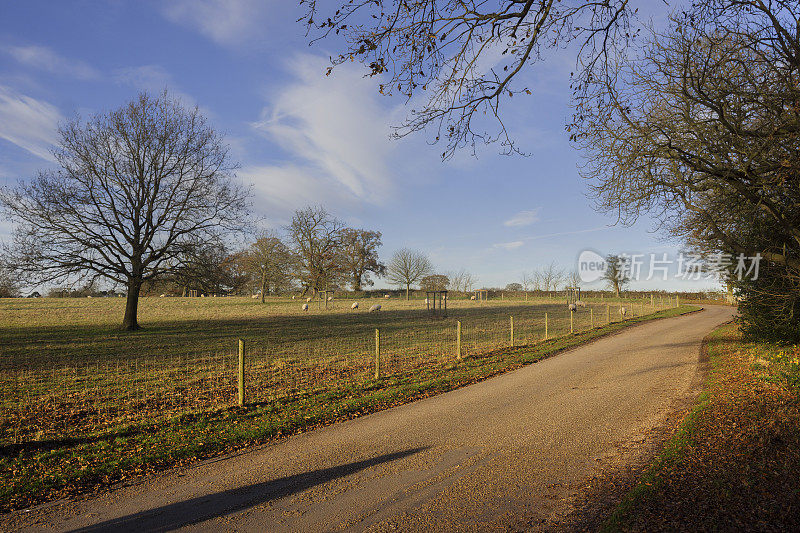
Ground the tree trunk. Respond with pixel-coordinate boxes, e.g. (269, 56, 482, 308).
(406, 285, 410, 300)
(353, 273, 362, 292)
(261, 271, 267, 303)
(122, 277, 142, 331)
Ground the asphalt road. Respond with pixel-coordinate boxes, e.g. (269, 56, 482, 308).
(5, 306, 735, 532)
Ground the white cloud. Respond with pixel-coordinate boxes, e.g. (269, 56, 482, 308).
(493, 241, 524, 250)
(2, 45, 99, 80)
(159, 0, 274, 47)
(250, 54, 394, 207)
(503, 209, 540, 227)
(0, 86, 62, 161)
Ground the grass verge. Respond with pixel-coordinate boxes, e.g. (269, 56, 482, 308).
(602, 320, 800, 532)
(0, 305, 697, 513)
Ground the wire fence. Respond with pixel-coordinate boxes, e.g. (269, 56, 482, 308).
(0, 297, 678, 444)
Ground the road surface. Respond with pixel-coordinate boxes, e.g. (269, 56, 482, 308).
(4, 306, 734, 532)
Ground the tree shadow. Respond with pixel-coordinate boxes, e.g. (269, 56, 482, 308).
(69, 446, 428, 532)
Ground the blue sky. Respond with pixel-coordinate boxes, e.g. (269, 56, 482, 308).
(0, 0, 721, 292)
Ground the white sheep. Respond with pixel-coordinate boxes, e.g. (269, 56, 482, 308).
(291, 295, 296, 300)
(619, 306, 627, 317)
(351, 302, 359, 310)
(327, 296, 333, 302)
(577, 300, 586, 308)
(251, 294, 258, 299)
(568, 303, 577, 312)
(369, 304, 382, 312)
(302, 303, 309, 311)
(160, 294, 166, 298)
(470, 295, 476, 301)
(384, 294, 390, 299)
(306, 297, 312, 303)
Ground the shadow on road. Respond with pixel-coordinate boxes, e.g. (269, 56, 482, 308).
(69, 447, 428, 533)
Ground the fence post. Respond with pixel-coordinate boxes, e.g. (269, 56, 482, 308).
(545, 313, 548, 340)
(456, 321, 462, 360)
(237, 338, 245, 407)
(606, 303, 610, 324)
(570, 309, 574, 334)
(591, 307, 594, 328)
(651, 293, 654, 311)
(676, 294, 679, 308)
(510, 316, 514, 347)
(374, 329, 381, 380)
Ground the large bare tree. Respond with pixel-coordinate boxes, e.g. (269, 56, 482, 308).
(0, 92, 249, 330)
(247, 231, 296, 302)
(287, 206, 346, 295)
(301, 0, 638, 158)
(339, 228, 386, 291)
(386, 248, 433, 300)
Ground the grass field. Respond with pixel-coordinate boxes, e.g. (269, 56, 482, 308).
(0, 294, 670, 441)
(0, 293, 687, 511)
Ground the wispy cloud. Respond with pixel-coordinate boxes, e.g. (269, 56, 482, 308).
(503, 209, 540, 227)
(249, 54, 394, 210)
(0, 86, 62, 161)
(493, 240, 525, 250)
(2, 45, 99, 80)
(159, 0, 272, 48)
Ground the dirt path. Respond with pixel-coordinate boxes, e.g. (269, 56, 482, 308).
(3, 306, 735, 532)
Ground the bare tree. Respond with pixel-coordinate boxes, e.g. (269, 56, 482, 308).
(521, 271, 537, 299)
(539, 261, 565, 292)
(602, 255, 629, 297)
(421, 274, 450, 291)
(566, 270, 582, 288)
(287, 206, 346, 295)
(0, 264, 19, 298)
(339, 228, 386, 291)
(302, 0, 639, 158)
(0, 92, 249, 330)
(247, 231, 296, 302)
(386, 248, 433, 300)
(449, 268, 476, 293)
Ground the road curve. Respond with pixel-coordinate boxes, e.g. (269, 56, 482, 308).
(5, 306, 735, 532)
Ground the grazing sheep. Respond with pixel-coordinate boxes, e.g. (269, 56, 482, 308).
(369, 304, 382, 312)
(302, 303, 309, 311)
(619, 306, 627, 317)
(351, 302, 359, 310)
(251, 294, 258, 299)
(291, 295, 296, 300)
(568, 303, 577, 312)
(470, 295, 476, 301)
(384, 294, 390, 299)
(327, 296, 333, 302)
(160, 294, 166, 298)
(576, 300, 586, 308)
(306, 297, 312, 303)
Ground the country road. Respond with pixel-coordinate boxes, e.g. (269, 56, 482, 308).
(4, 306, 735, 532)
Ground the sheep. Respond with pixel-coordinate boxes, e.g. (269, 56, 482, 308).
(160, 294, 166, 298)
(291, 295, 296, 300)
(576, 300, 586, 308)
(425, 298, 429, 305)
(351, 302, 359, 310)
(470, 295, 476, 301)
(251, 294, 258, 299)
(384, 294, 390, 299)
(327, 296, 333, 302)
(369, 304, 382, 312)
(306, 297, 312, 303)
(619, 306, 627, 317)
(302, 303, 309, 311)
(568, 303, 577, 312)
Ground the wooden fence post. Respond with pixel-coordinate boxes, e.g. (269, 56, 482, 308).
(606, 304, 610, 324)
(374, 329, 381, 380)
(456, 321, 462, 360)
(591, 307, 594, 328)
(238, 338, 245, 407)
(510, 316, 514, 347)
(570, 309, 574, 334)
(676, 295, 679, 308)
(544, 313, 549, 340)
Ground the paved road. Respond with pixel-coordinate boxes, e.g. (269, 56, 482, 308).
(5, 306, 735, 532)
